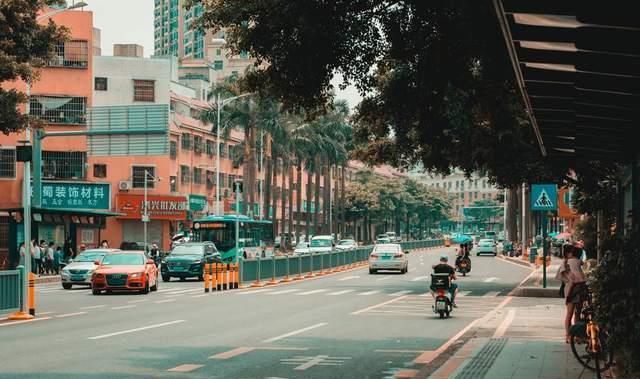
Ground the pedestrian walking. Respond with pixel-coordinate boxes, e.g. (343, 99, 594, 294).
(45, 242, 55, 274)
(32, 239, 42, 275)
(53, 246, 63, 274)
(556, 244, 587, 343)
(18, 242, 26, 268)
(100, 240, 109, 248)
(63, 237, 74, 262)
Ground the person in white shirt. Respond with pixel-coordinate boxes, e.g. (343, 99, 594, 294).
(32, 239, 42, 275)
(557, 244, 587, 343)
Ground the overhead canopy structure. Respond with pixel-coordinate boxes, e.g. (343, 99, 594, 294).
(493, 0, 639, 161)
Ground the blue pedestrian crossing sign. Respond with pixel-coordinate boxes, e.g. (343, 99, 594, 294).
(531, 184, 558, 211)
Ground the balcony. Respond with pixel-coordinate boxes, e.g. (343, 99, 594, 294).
(29, 95, 87, 125)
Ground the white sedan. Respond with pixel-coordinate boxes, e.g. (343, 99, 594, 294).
(476, 238, 498, 256)
(368, 244, 408, 274)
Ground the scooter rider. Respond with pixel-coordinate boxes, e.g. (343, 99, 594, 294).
(431, 254, 459, 307)
(455, 244, 471, 267)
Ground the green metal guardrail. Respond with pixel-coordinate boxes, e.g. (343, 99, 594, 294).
(240, 239, 443, 284)
(0, 269, 22, 314)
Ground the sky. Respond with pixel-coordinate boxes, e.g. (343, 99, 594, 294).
(74, 0, 363, 109)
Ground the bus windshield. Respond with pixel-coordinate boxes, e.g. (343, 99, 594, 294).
(195, 219, 274, 253)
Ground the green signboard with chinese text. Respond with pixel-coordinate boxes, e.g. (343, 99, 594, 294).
(35, 181, 111, 210)
(188, 194, 208, 212)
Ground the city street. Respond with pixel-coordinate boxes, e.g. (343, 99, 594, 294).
(0, 247, 533, 379)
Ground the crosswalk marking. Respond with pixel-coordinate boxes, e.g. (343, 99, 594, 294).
(358, 290, 379, 296)
(376, 276, 392, 282)
(268, 289, 300, 295)
(458, 291, 471, 297)
(338, 276, 360, 281)
(483, 291, 500, 298)
(389, 290, 412, 297)
(297, 289, 328, 296)
(327, 290, 354, 296)
(411, 276, 430, 282)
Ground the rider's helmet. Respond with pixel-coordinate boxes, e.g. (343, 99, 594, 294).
(440, 254, 448, 262)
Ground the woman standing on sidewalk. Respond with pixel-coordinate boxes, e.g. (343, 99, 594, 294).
(557, 244, 587, 343)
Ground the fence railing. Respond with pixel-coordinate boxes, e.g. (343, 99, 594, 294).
(0, 269, 22, 314)
(240, 239, 443, 284)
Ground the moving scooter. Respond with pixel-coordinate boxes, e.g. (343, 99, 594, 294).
(431, 273, 453, 319)
(456, 256, 471, 276)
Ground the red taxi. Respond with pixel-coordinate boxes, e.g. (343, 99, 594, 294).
(91, 251, 158, 295)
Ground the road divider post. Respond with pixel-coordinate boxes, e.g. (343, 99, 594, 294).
(305, 253, 316, 278)
(251, 256, 265, 287)
(294, 254, 303, 280)
(282, 254, 292, 282)
(28, 272, 35, 316)
(216, 263, 222, 291)
(204, 263, 210, 293)
(267, 255, 278, 285)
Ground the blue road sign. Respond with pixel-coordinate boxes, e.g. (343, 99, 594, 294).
(531, 184, 558, 211)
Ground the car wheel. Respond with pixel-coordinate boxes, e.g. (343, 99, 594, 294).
(162, 275, 171, 282)
(150, 278, 158, 292)
(62, 283, 72, 290)
(92, 289, 101, 295)
(198, 275, 204, 281)
(476, 253, 480, 256)
(369, 268, 376, 274)
(141, 280, 150, 294)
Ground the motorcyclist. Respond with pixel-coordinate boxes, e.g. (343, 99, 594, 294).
(455, 244, 471, 267)
(149, 243, 160, 266)
(431, 254, 459, 307)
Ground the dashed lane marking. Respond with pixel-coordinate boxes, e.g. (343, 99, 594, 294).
(0, 317, 52, 327)
(351, 296, 408, 315)
(458, 291, 471, 297)
(358, 290, 380, 296)
(237, 289, 274, 295)
(80, 305, 105, 310)
(127, 299, 148, 304)
(88, 320, 186, 340)
(376, 276, 393, 281)
(167, 364, 203, 373)
(483, 291, 500, 297)
(154, 299, 176, 304)
(55, 312, 87, 318)
(411, 276, 430, 282)
(111, 305, 137, 310)
(263, 322, 328, 343)
(389, 290, 412, 297)
(327, 290, 355, 296)
(338, 276, 360, 281)
(296, 289, 328, 296)
(268, 289, 301, 295)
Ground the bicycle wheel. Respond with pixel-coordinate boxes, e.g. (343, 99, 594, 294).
(594, 351, 601, 379)
(570, 334, 614, 373)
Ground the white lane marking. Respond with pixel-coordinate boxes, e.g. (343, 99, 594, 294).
(190, 294, 208, 298)
(156, 288, 175, 293)
(80, 305, 106, 310)
(296, 289, 328, 296)
(376, 276, 392, 282)
(483, 277, 500, 283)
(483, 291, 500, 297)
(268, 289, 301, 295)
(0, 317, 52, 326)
(165, 288, 204, 295)
(327, 290, 354, 296)
(411, 276, 430, 282)
(493, 309, 516, 338)
(389, 290, 412, 297)
(38, 311, 56, 315)
(351, 296, 408, 315)
(111, 305, 137, 310)
(417, 293, 430, 297)
(88, 320, 186, 340)
(420, 262, 425, 266)
(338, 276, 359, 281)
(263, 322, 328, 343)
(237, 289, 274, 295)
(358, 290, 379, 296)
(457, 291, 471, 297)
(127, 299, 148, 304)
(56, 312, 87, 318)
(155, 299, 176, 304)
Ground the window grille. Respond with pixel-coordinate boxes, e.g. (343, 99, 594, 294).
(95, 77, 108, 91)
(42, 151, 86, 179)
(0, 148, 17, 178)
(180, 165, 191, 184)
(30, 96, 87, 125)
(132, 166, 155, 189)
(181, 133, 191, 150)
(228, 174, 235, 188)
(219, 143, 225, 157)
(133, 80, 155, 102)
(206, 170, 214, 189)
(170, 141, 177, 159)
(205, 140, 214, 156)
(213, 60, 223, 70)
(93, 164, 107, 178)
(48, 40, 89, 68)
(170, 176, 177, 192)
(194, 136, 203, 154)
(0, 216, 9, 250)
(193, 167, 203, 184)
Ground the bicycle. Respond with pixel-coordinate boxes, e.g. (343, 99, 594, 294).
(569, 289, 614, 379)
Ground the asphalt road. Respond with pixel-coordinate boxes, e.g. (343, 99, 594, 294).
(0, 246, 532, 379)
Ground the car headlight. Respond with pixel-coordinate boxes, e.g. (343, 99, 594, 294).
(61, 269, 70, 275)
(161, 259, 167, 264)
(130, 272, 144, 279)
(192, 259, 202, 264)
(86, 269, 94, 276)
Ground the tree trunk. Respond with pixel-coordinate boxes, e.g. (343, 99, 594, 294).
(247, 126, 257, 217)
(296, 163, 302, 245)
(288, 164, 294, 249)
(507, 187, 518, 242)
(323, 162, 331, 235)
(333, 166, 339, 239)
(280, 160, 287, 249)
(314, 157, 321, 235)
(242, 127, 251, 215)
(263, 143, 273, 221)
(306, 167, 313, 239)
(340, 165, 346, 237)
(271, 157, 279, 239)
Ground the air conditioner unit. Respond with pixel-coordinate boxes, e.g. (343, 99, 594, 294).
(119, 181, 132, 191)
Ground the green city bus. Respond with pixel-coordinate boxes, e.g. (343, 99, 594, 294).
(192, 215, 274, 262)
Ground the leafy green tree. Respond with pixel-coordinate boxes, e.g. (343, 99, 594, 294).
(0, 0, 67, 134)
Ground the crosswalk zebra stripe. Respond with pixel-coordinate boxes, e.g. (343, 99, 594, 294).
(358, 290, 379, 296)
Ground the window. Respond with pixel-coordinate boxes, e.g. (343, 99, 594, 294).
(30, 96, 87, 125)
(193, 167, 203, 184)
(216, 48, 221, 56)
(228, 174, 236, 188)
(181, 133, 191, 150)
(93, 164, 107, 178)
(205, 140, 214, 156)
(170, 141, 177, 159)
(132, 166, 155, 189)
(170, 175, 177, 192)
(133, 80, 155, 102)
(42, 151, 86, 179)
(94, 77, 108, 91)
(0, 148, 17, 179)
(180, 165, 191, 184)
(194, 136, 203, 154)
(206, 170, 214, 189)
(48, 40, 89, 68)
(213, 60, 223, 70)
(219, 143, 225, 157)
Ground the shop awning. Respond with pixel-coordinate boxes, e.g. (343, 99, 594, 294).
(494, 0, 639, 161)
(1, 207, 124, 226)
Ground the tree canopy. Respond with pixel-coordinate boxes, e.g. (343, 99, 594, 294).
(0, 0, 67, 134)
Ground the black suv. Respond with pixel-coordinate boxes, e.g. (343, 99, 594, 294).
(160, 242, 221, 282)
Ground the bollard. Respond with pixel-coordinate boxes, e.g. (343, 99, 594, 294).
(282, 254, 292, 282)
(8, 266, 33, 320)
(251, 256, 266, 287)
(204, 263, 210, 293)
(216, 263, 222, 291)
(238, 259, 244, 288)
(267, 255, 278, 285)
(231, 263, 239, 289)
(305, 253, 316, 278)
(293, 254, 303, 280)
(209, 262, 215, 291)
(317, 252, 327, 276)
(28, 272, 35, 316)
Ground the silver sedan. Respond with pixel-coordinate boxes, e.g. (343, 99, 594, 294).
(368, 244, 408, 274)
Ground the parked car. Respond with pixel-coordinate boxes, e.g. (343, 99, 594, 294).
(476, 238, 498, 256)
(294, 242, 311, 255)
(161, 242, 220, 282)
(335, 239, 357, 251)
(309, 235, 334, 254)
(91, 251, 158, 295)
(376, 236, 392, 244)
(60, 249, 119, 289)
(385, 232, 401, 242)
(368, 243, 408, 274)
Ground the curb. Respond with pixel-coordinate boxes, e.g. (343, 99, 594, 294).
(510, 286, 562, 298)
(497, 254, 534, 268)
(35, 276, 60, 285)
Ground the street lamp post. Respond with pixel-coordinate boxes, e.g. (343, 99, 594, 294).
(11, 1, 89, 321)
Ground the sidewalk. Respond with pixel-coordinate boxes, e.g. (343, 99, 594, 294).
(500, 254, 564, 298)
